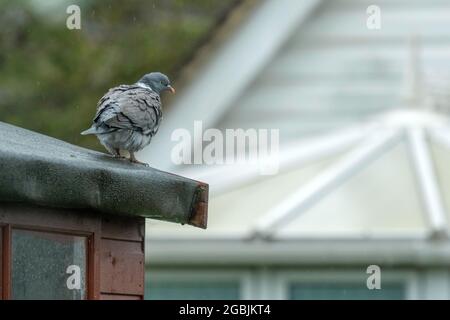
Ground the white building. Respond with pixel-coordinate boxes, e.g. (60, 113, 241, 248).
(142, 0, 450, 299)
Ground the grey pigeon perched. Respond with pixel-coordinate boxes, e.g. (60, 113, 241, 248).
(81, 72, 175, 165)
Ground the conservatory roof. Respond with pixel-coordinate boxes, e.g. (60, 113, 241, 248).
(146, 108, 450, 240)
(0, 121, 208, 228)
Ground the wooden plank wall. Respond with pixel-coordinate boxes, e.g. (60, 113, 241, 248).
(100, 215, 145, 300)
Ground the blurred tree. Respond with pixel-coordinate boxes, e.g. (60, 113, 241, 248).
(0, 0, 237, 150)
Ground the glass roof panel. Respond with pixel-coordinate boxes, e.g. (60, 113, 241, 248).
(146, 152, 345, 239)
(276, 141, 427, 238)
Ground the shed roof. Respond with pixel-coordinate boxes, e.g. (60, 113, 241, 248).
(0, 121, 208, 229)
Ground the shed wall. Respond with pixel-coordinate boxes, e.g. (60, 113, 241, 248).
(0, 203, 145, 300)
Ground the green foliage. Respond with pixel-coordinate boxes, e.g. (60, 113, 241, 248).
(0, 0, 235, 150)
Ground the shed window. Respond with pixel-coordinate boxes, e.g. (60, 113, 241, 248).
(145, 281, 240, 300)
(289, 282, 405, 300)
(11, 229, 87, 300)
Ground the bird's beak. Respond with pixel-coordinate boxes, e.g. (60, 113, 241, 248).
(168, 85, 176, 94)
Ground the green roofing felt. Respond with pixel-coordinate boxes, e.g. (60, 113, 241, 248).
(0, 121, 208, 229)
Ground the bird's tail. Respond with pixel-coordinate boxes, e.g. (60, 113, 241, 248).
(80, 126, 97, 135)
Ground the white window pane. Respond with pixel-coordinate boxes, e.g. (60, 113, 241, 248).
(289, 282, 405, 300)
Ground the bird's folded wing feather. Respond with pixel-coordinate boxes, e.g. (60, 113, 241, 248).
(94, 85, 162, 135)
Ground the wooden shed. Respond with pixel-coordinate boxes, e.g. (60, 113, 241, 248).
(0, 122, 208, 300)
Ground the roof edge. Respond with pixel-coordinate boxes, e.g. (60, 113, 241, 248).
(188, 182, 209, 229)
(0, 121, 209, 229)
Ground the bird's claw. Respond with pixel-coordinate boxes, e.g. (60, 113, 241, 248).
(129, 159, 149, 166)
(112, 154, 127, 161)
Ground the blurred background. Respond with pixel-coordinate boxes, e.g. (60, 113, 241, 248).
(2, 0, 450, 300)
(0, 0, 237, 150)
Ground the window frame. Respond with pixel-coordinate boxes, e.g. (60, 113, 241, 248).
(145, 267, 421, 300)
(0, 204, 101, 300)
(145, 269, 254, 300)
(271, 269, 420, 300)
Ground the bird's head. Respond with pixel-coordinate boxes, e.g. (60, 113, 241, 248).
(137, 72, 175, 95)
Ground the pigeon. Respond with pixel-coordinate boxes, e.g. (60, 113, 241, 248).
(81, 72, 175, 165)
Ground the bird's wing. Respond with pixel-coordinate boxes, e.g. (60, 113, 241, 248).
(94, 85, 162, 135)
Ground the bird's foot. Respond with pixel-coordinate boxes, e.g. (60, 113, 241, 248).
(113, 154, 127, 160)
(129, 151, 149, 166)
(109, 148, 127, 160)
(129, 158, 149, 166)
